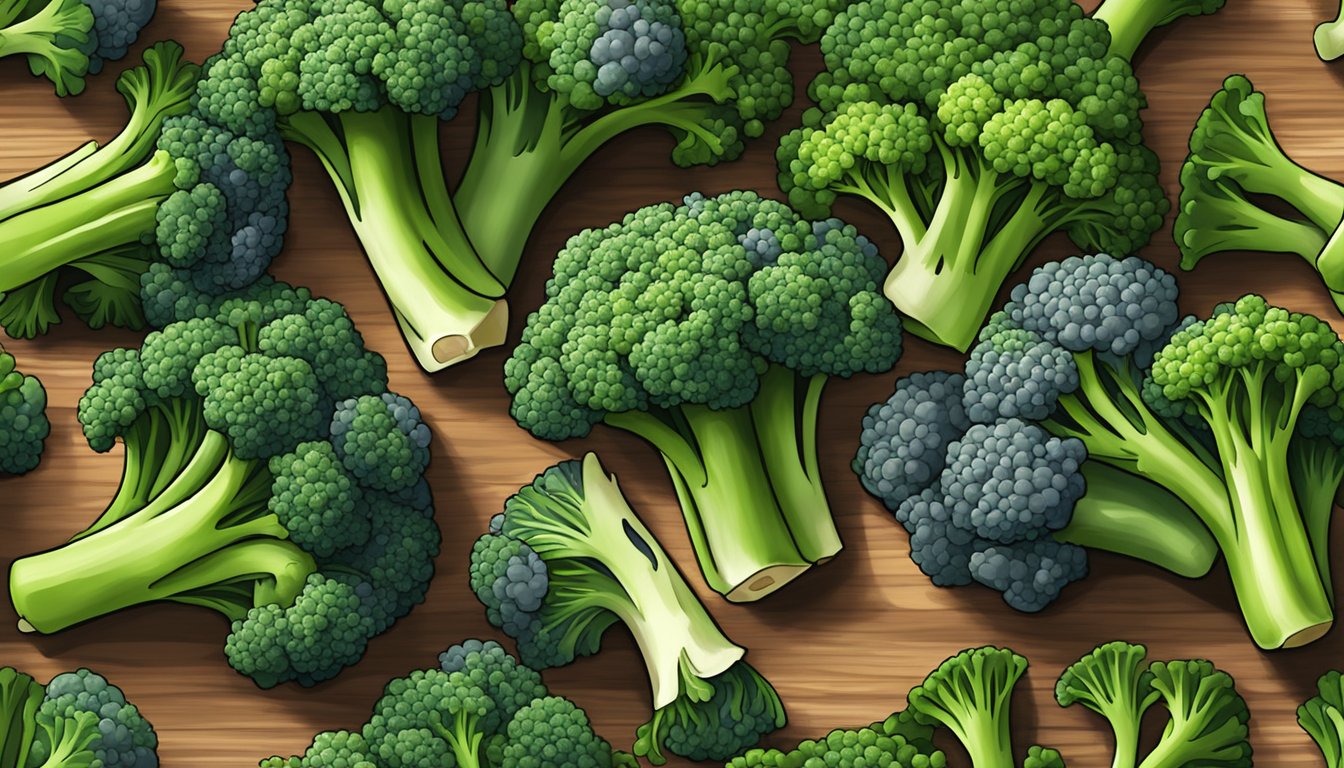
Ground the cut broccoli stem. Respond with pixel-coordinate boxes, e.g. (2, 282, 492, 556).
(0, 151, 173, 293)
(284, 108, 508, 372)
(605, 405, 814, 601)
(1318, 6, 1344, 61)
(1058, 463, 1218, 580)
(456, 57, 737, 286)
(750, 366, 840, 563)
(8, 430, 315, 633)
(1092, 0, 1212, 61)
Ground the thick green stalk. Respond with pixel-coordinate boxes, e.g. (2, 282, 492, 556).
(1092, 0, 1207, 61)
(285, 108, 508, 372)
(750, 367, 840, 563)
(606, 405, 812, 602)
(8, 431, 314, 634)
(0, 150, 174, 292)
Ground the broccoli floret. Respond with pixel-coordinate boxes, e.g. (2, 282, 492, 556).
(0, 0, 156, 95)
(265, 642, 633, 768)
(470, 454, 785, 764)
(0, 666, 158, 768)
(854, 372, 969, 505)
(7, 281, 439, 688)
(1057, 642, 1250, 768)
(776, 0, 1225, 349)
(1300, 671, 1344, 768)
(0, 345, 49, 475)
(727, 725, 948, 768)
(1176, 75, 1344, 318)
(178, 0, 841, 372)
(506, 191, 902, 601)
(905, 647, 1032, 768)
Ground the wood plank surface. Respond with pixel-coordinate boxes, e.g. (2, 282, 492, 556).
(2, 0, 1342, 764)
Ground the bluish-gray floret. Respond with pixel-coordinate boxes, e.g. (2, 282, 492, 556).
(589, 0, 686, 100)
(896, 489, 975, 586)
(970, 539, 1088, 612)
(854, 371, 969, 507)
(32, 668, 158, 768)
(963, 328, 1079, 424)
(439, 639, 501, 674)
(942, 420, 1086, 543)
(1007, 254, 1181, 357)
(83, 0, 159, 73)
(378, 393, 431, 449)
(738, 227, 782, 266)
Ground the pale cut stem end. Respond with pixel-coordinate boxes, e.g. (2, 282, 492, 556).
(404, 298, 510, 373)
(16, 618, 35, 634)
(1281, 620, 1333, 649)
(723, 563, 811, 603)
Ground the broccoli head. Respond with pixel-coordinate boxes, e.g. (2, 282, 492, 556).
(7, 281, 438, 688)
(0, 666, 158, 768)
(507, 190, 902, 600)
(1300, 670, 1344, 768)
(470, 454, 785, 764)
(261, 641, 636, 768)
(0, 345, 49, 476)
(772, 0, 1219, 349)
(727, 724, 948, 768)
(0, 0, 157, 96)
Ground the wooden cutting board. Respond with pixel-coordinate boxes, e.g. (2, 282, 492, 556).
(2, 0, 1341, 763)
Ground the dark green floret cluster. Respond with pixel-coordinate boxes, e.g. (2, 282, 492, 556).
(0, 665, 158, 768)
(727, 712, 946, 768)
(6, 280, 439, 688)
(260, 640, 639, 768)
(855, 253, 1344, 650)
(169, 0, 842, 372)
(0, 345, 48, 476)
(1300, 670, 1344, 767)
(506, 190, 903, 602)
(0, 0, 158, 96)
(471, 454, 785, 765)
(778, 0, 1225, 350)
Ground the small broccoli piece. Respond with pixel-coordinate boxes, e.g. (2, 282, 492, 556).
(1023, 746, 1067, 768)
(0, 666, 158, 768)
(1318, 1, 1344, 61)
(266, 642, 632, 768)
(1176, 75, 1344, 316)
(7, 281, 439, 688)
(507, 191, 902, 600)
(778, 0, 1212, 349)
(728, 724, 949, 768)
(906, 647, 1030, 768)
(1055, 641, 1155, 768)
(471, 454, 785, 764)
(0, 0, 156, 93)
(0, 345, 49, 475)
(1300, 671, 1344, 768)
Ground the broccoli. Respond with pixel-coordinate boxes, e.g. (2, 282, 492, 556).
(1319, 1, 1344, 61)
(1175, 74, 1344, 317)
(506, 191, 903, 601)
(171, 0, 840, 372)
(0, 666, 158, 768)
(470, 453, 786, 764)
(1056, 641, 1251, 768)
(259, 640, 638, 768)
(5, 280, 439, 688)
(905, 647, 1061, 768)
(1300, 670, 1344, 767)
(0, 344, 49, 475)
(0, 39, 291, 339)
(726, 714, 946, 768)
(777, 0, 1226, 350)
(0, 0, 157, 96)
(856, 253, 1344, 649)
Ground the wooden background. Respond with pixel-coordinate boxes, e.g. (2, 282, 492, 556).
(2, 0, 1343, 764)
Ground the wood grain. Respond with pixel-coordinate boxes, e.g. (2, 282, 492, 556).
(2, 0, 1344, 764)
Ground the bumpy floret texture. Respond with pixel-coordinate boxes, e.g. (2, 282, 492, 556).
(28, 668, 158, 768)
(637, 661, 785, 763)
(0, 352, 49, 476)
(500, 697, 617, 768)
(82, 0, 158, 73)
(330, 393, 432, 493)
(855, 372, 968, 508)
(962, 326, 1078, 423)
(506, 191, 902, 439)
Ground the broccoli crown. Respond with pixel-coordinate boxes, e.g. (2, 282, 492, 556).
(269, 643, 629, 768)
(27, 668, 158, 768)
(727, 725, 948, 768)
(854, 372, 969, 507)
(1149, 295, 1344, 429)
(634, 660, 786, 765)
(906, 647, 1027, 755)
(1054, 640, 1154, 716)
(80, 0, 157, 73)
(506, 191, 901, 440)
(779, 0, 1167, 255)
(0, 348, 50, 476)
(73, 282, 437, 688)
(1300, 671, 1344, 768)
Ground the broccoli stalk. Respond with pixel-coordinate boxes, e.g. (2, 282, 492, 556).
(1176, 75, 1344, 314)
(0, 41, 198, 337)
(471, 454, 787, 764)
(6, 283, 440, 687)
(0, 0, 157, 95)
(1091, 0, 1226, 62)
(506, 191, 903, 601)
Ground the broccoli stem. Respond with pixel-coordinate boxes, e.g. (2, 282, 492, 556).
(432, 708, 486, 768)
(0, 667, 42, 768)
(750, 366, 841, 563)
(283, 108, 509, 372)
(1057, 462, 1218, 580)
(883, 152, 1044, 350)
(8, 430, 315, 633)
(0, 0, 88, 92)
(605, 405, 814, 602)
(1318, 7, 1344, 61)
(1091, 0, 1207, 61)
(0, 151, 174, 293)
(1291, 438, 1344, 602)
